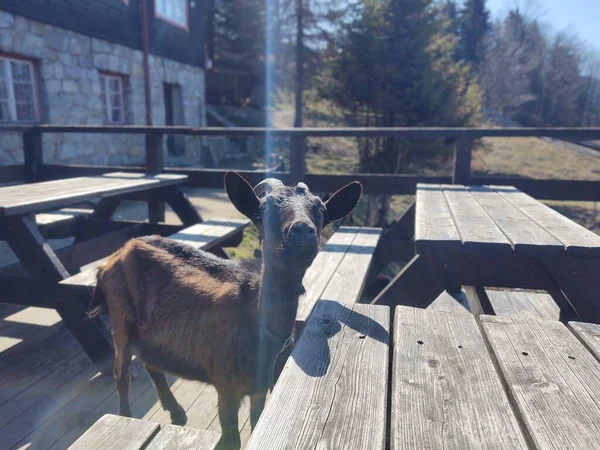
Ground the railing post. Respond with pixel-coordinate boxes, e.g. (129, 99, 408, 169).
(452, 137, 473, 185)
(23, 130, 43, 183)
(289, 135, 306, 184)
(146, 132, 165, 223)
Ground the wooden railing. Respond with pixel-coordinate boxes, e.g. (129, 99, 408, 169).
(2, 125, 600, 202)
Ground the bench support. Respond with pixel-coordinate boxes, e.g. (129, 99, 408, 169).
(373, 250, 560, 309)
(2, 215, 114, 371)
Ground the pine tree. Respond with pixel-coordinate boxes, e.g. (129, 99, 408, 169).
(459, 0, 490, 68)
(320, 0, 482, 224)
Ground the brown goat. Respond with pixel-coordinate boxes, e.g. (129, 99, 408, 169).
(90, 172, 361, 449)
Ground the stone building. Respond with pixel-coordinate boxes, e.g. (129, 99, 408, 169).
(0, 0, 208, 168)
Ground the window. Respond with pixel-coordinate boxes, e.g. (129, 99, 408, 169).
(100, 73, 125, 124)
(155, 0, 188, 30)
(0, 56, 39, 122)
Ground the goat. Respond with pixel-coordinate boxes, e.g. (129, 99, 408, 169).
(89, 172, 362, 449)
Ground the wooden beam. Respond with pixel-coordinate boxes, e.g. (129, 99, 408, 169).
(0, 165, 25, 184)
(145, 132, 165, 223)
(36, 169, 600, 201)
(452, 137, 472, 185)
(4, 124, 600, 140)
(23, 130, 43, 183)
(289, 135, 306, 184)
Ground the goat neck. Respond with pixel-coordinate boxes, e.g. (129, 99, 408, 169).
(258, 262, 305, 340)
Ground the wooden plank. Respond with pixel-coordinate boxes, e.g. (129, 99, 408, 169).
(569, 321, 600, 361)
(467, 186, 564, 257)
(67, 414, 159, 450)
(296, 226, 361, 325)
(0, 172, 186, 216)
(145, 425, 220, 450)
(317, 227, 381, 309)
(486, 289, 562, 320)
(426, 291, 470, 313)
(481, 315, 600, 449)
(46, 360, 155, 450)
(492, 185, 600, 257)
(167, 218, 249, 249)
(415, 184, 461, 253)
(392, 306, 527, 449)
(442, 185, 512, 256)
(247, 302, 389, 450)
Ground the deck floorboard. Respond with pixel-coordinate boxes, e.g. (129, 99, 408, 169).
(0, 302, 250, 450)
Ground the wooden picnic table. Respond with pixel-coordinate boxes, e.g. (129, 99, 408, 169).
(376, 184, 600, 323)
(0, 172, 202, 368)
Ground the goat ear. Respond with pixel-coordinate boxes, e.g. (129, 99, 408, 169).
(324, 181, 362, 226)
(225, 172, 260, 222)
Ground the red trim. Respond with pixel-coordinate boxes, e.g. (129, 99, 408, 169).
(0, 52, 41, 123)
(154, 0, 189, 31)
(99, 71, 127, 124)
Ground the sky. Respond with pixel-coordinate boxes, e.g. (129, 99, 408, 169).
(485, 0, 600, 50)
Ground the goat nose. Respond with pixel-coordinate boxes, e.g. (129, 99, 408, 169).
(289, 222, 316, 242)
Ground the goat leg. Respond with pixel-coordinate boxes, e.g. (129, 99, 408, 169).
(114, 344, 133, 417)
(144, 364, 187, 425)
(216, 391, 241, 450)
(250, 391, 266, 430)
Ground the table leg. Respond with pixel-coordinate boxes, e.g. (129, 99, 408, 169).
(4, 215, 114, 371)
(92, 197, 122, 220)
(541, 257, 600, 323)
(164, 186, 203, 225)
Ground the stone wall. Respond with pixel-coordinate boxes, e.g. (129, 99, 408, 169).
(0, 11, 206, 168)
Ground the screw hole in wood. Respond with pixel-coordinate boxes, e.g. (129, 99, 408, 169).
(568, 355, 575, 360)
(522, 352, 529, 356)
(417, 340, 424, 345)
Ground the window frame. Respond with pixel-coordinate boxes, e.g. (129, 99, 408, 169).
(99, 71, 126, 125)
(0, 53, 40, 123)
(154, 0, 189, 31)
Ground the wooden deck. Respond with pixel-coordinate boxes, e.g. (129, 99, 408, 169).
(0, 302, 252, 450)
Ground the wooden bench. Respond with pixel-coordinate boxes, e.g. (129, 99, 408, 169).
(247, 301, 389, 449)
(482, 315, 600, 449)
(473, 288, 580, 322)
(68, 414, 220, 450)
(296, 226, 382, 331)
(58, 218, 250, 297)
(391, 306, 528, 449)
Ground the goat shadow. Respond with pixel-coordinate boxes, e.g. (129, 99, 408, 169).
(286, 299, 389, 379)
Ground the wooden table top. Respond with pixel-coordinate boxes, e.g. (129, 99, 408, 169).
(0, 172, 187, 217)
(415, 184, 600, 257)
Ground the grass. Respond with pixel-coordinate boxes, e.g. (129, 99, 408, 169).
(472, 137, 600, 180)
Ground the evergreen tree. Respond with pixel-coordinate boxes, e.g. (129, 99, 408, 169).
(320, 0, 482, 224)
(459, 0, 490, 68)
